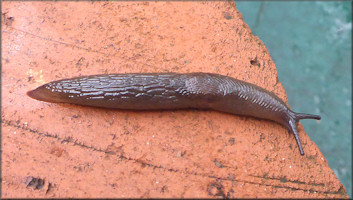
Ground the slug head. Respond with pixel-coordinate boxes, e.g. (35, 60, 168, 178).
(288, 111, 321, 155)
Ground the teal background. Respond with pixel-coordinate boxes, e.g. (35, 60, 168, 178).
(236, 1, 351, 197)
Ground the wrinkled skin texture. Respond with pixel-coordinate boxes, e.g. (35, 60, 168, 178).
(27, 72, 321, 155)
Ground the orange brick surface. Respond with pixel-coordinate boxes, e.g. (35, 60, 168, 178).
(1, 1, 348, 198)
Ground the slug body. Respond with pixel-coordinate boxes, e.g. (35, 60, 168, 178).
(27, 72, 321, 155)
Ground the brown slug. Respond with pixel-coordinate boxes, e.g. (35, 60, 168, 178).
(27, 72, 321, 155)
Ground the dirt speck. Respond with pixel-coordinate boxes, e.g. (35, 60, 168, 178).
(25, 177, 45, 190)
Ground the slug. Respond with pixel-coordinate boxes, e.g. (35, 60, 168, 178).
(27, 72, 321, 155)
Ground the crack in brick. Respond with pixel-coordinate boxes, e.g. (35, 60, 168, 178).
(1, 118, 344, 196)
(3, 27, 108, 56)
(249, 174, 326, 187)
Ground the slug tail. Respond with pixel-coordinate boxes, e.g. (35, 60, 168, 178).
(288, 119, 305, 155)
(27, 85, 64, 103)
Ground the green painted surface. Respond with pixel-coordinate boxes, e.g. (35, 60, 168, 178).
(236, 1, 352, 197)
